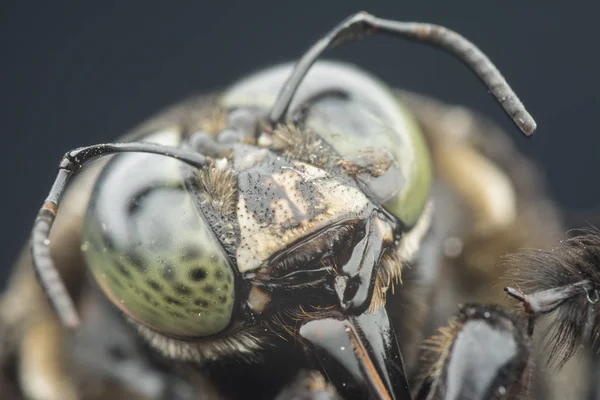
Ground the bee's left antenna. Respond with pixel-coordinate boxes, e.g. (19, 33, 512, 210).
(31, 143, 212, 329)
(268, 11, 536, 137)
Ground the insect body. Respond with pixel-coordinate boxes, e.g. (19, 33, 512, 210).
(72, 58, 431, 400)
(415, 304, 532, 400)
(0, 11, 553, 400)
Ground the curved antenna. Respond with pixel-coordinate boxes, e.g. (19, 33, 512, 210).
(268, 11, 536, 137)
(32, 143, 212, 329)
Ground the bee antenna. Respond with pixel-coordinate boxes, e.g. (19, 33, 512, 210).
(32, 143, 211, 329)
(268, 11, 536, 136)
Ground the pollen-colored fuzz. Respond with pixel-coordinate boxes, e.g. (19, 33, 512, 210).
(195, 165, 238, 217)
(271, 124, 335, 169)
(368, 252, 403, 313)
(417, 317, 463, 381)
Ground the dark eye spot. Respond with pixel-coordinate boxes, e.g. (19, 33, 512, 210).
(174, 283, 192, 296)
(165, 296, 183, 306)
(133, 287, 152, 302)
(168, 311, 185, 319)
(115, 261, 132, 279)
(146, 279, 162, 292)
(194, 298, 209, 307)
(181, 245, 201, 262)
(217, 295, 228, 304)
(128, 252, 147, 273)
(140, 290, 153, 303)
(107, 274, 124, 289)
(203, 285, 215, 294)
(189, 268, 207, 282)
(103, 234, 116, 251)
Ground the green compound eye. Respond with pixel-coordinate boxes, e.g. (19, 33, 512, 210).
(81, 130, 236, 338)
(303, 92, 432, 228)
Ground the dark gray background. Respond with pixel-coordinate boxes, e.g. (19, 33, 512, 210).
(1, 1, 598, 283)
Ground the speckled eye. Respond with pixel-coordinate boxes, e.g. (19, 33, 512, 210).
(301, 85, 432, 228)
(81, 130, 236, 338)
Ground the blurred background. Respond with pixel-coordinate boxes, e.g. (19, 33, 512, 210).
(1, 1, 598, 284)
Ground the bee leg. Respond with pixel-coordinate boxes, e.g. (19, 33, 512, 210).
(504, 281, 593, 336)
(414, 304, 533, 400)
(504, 282, 592, 316)
(273, 370, 341, 400)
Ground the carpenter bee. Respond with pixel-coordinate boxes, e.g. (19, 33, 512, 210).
(0, 11, 566, 400)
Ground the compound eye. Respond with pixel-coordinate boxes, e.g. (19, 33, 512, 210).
(81, 131, 236, 338)
(301, 71, 432, 227)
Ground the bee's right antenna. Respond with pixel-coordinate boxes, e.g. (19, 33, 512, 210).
(268, 11, 536, 137)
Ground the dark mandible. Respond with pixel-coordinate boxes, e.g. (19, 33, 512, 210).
(268, 11, 536, 136)
(31, 143, 212, 329)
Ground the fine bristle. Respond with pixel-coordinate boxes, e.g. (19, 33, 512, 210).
(131, 316, 263, 363)
(263, 304, 338, 342)
(369, 252, 403, 313)
(272, 124, 336, 169)
(503, 227, 600, 367)
(417, 314, 463, 382)
(195, 162, 238, 217)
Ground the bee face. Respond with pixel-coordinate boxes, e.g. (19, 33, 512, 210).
(80, 60, 433, 364)
(8, 11, 545, 400)
(66, 59, 440, 400)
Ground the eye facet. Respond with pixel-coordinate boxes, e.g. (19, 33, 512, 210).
(82, 130, 236, 338)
